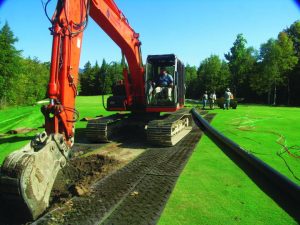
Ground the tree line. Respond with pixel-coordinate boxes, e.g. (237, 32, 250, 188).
(186, 21, 300, 105)
(0, 22, 49, 108)
(1, 20, 300, 107)
(79, 60, 124, 96)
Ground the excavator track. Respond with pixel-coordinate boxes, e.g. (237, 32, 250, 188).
(146, 108, 194, 146)
(86, 109, 198, 146)
(85, 113, 128, 142)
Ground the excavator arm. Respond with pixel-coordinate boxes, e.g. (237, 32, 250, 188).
(45, 0, 145, 142)
(0, 0, 145, 220)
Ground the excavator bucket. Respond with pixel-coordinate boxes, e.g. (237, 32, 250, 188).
(0, 132, 70, 220)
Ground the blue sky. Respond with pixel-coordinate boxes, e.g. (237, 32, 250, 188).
(0, 0, 299, 67)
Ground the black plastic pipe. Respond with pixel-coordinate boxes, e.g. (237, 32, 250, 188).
(191, 108, 300, 204)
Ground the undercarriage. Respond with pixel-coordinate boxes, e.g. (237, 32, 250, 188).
(85, 108, 193, 146)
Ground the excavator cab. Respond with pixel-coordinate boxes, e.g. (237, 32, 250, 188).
(145, 54, 185, 110)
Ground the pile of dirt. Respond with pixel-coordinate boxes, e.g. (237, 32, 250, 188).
(0, 152, 99, 225)
(49, 154, 120, 210)
(0, 141, 143, 225)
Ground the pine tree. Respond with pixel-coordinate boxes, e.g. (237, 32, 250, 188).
(79, 61, 93, 95)
(0, 22, 22, 106)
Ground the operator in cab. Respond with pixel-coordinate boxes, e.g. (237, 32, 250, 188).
(153, 67, 174, 101)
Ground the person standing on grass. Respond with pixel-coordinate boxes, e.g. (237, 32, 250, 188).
(202, 91, 208, 109)
(223, 88, 232, 110)
(209, 91, 217, 109)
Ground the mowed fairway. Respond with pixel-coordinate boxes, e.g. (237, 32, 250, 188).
(0, 105, 45, 163)
(0, 97, 299, 224)
(159, 105, 300, 225)
(0, 96, 113, 164)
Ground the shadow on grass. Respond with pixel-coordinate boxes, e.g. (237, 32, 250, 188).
(193, 118, 300, 223)
(0, 135, 34, 144)
(74, 127, 149, 150)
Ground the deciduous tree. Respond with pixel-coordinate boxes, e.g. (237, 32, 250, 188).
(185, 64, 197, 98)
(197, 55, 230, 97)
(285, 21, 300, 105)
(225, 34, 256, 97)
(251, 35, 297, 105)
(277, 32, 298, 105)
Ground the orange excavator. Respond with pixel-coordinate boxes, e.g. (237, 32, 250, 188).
(0, 0, 192, 220)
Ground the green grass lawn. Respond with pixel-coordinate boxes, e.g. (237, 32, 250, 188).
(0, 97, 299, 224)
(159, 105, 299, 225)
(0, 96, 113, 164)
(0, 104, 45, 163)
(212, 105, 300, 185)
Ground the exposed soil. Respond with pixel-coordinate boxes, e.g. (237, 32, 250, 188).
(48, 140, 146, 212)
(49, 155, 118, 208)
(0, 137, 145, 225)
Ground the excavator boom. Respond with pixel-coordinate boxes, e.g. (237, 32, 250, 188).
(0, 0, 192, 221)
(0, 0, 145, 220)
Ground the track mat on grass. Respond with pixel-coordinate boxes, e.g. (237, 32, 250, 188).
(33, 113, 214, 225)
